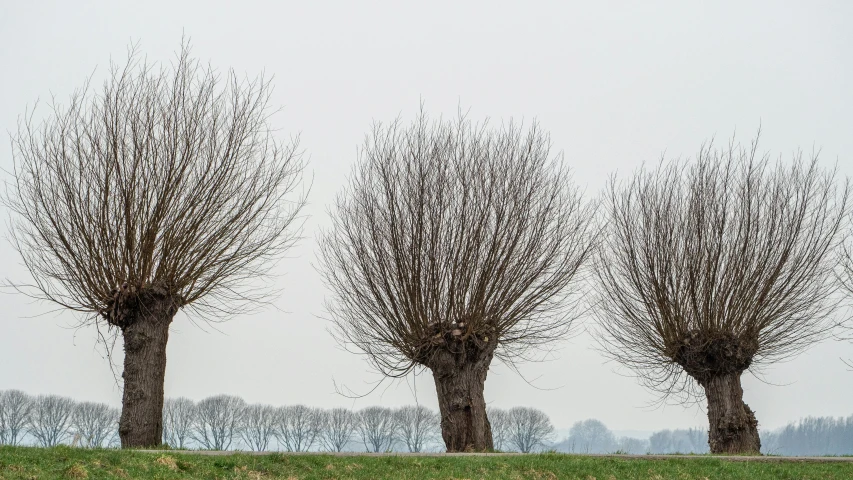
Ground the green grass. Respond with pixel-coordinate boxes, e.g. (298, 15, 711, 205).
(2, 446, 852, 480)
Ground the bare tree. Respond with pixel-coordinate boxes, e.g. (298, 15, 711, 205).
(239, 404, 277, 452)
(393, 405, 440, 452)
(505, 407, 554, 453)
(5, 42, 306, 448)
(276, 405, 322, 452)
(648, 430, 676, 454)
(648, 427, 708, 454)
(615, 436, 649, 454)
(193, 395, 245, 450)
(71, 402, 119, 448)
(486, 407, 510, 451)
(684, 427, 710, 454)
(318, 408, 357, 452)
(28, 394, 75, 447)
(357, 406, 396, 453)
(560, 419, 616, 454)
(595, 138, 849, 454)
(162, 397, 196, 449)
(0, 390, 32, 446)
(319, 110, 596, 451)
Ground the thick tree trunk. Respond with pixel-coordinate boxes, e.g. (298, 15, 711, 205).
(432, 363, 493, 452)
(117, 296, 177, 448)
(702, 373, 761, 454)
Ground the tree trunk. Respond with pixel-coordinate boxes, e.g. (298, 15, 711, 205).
(432, 363, 493, 452)
(703, 372, 761, 454)
(117, 296, 177, 448)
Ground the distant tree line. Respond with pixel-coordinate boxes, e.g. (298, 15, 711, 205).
(0, 390, 554, 453)
(762, 416, 853, 456)
(6, 388, 853, 455)
(553, 417, 853, 456)
(0, 390, 118, 448)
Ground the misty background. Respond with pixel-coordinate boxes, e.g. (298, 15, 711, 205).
(0, 0, 851, 442)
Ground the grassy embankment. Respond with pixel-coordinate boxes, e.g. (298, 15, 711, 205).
(1, 446, 852, 479)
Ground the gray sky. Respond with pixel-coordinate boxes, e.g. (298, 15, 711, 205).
(1, 0, 851, 435)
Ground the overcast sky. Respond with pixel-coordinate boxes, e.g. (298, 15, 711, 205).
(1, 0, 851, 436)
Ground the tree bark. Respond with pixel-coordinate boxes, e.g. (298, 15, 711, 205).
(432, 363, 493, 452)
(117, 296, 178, 448)
(702, 372, 761, 454)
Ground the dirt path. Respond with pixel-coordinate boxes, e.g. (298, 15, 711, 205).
(137, 450, 853, 462)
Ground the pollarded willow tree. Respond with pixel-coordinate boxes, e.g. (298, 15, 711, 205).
(595, 137, 849, 454)
(6, 44, 306, 447)
(319, 111, 597, 451)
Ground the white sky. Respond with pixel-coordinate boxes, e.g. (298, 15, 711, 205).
(1, 0, 851, 435)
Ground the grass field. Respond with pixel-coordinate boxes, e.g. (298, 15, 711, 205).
(2, 446, 852, 480)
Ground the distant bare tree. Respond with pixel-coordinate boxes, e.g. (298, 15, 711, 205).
(505, 407, 554, 453)
(595, 138, 849, 454)
(486, 407, 510, 451)
(357, 406, 396, 453)
(193, 395, 245, 450)
(683, 427, 710, 454)
(276, 405, 322, 452)
(162, 397, 196, 449)
(0, 390, 32, 446)
(648, 430, 675, 454)
(319, 110, 597, 451)
(318, 408, 357, 452)
(71, 402, 119, 448)
(648, 429, 709, 454)
(5, 42, 307, 448)
(28, 395, 75, 447)
(615, 436, 649, 454)
(393, 405, 440, 452)
(561, 419, 616, 454)
(239, 404, 277, 452)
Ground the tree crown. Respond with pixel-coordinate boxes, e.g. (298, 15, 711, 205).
(319, 110, 597, 377)
(595, 136, 849, 399)
(6, 43, 306, 326)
